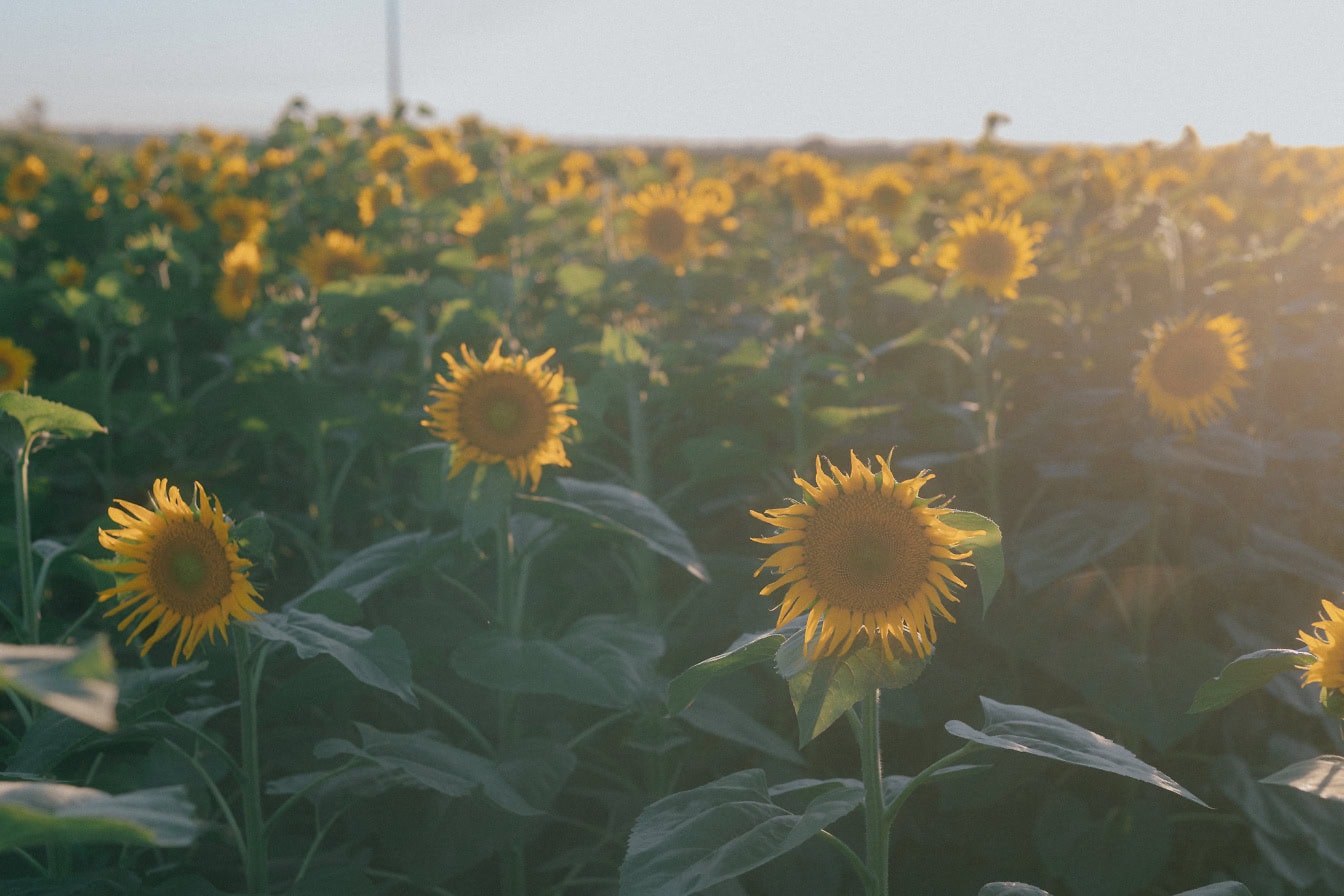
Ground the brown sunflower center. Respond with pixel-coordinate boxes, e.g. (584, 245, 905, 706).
(961, 230, 1019, 279)
(870, 184, 908, 216)
(802, 491, 931, 613)
(0, 360, 11, 383)
(1151, 326, 1229, 398)
(791, 171, 826, 210)
(146, 519, 234, 615)
(645, 206, 690, 256)
(457, 371, 550, 459)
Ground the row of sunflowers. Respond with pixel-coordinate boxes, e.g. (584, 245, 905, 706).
(1, 101, 1344, 895)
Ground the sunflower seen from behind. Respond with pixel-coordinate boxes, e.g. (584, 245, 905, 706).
(423, 340, 576, 491)
(95, 479, 264, 666)
(752, 452, 982, 661)
(1134, 312, 1250, 432)
(936, 207, 1043, 300)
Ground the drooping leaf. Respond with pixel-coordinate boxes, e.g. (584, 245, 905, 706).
(942, 510, 1004, 614)
(291, 530, 457, 605)
(0, 392, 105, 444)
(675, 691, 805, 767)
(518, 477, 709, 581)
(777, 632, 929, 747)
(0, 637, 118, 732)
(945, 697, 1208, 806)
(1186, 648, 1313, 714)
(1011, 499, 1150, 593)
(451, 614, 663, 709)
(1262, 755, 1344, 803)
(666, 628, 788, 715)
(247, 609, 416, 705)
(619, 769, 864, 896)
(0, 782, 197, 851)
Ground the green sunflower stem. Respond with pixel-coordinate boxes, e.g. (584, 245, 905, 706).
(624, 372, 658, 625)
(14, 434, 38, 643)
(235, 629, 269, 896)
(494, 505, 527, 896)
(969, 315, 1003, 523)
(859, 689, 890, 896)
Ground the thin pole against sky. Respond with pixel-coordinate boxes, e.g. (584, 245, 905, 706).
(386, 0, 402, 114)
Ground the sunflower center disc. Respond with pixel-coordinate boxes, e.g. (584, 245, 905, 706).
(0, 361, 10, 382)
(646, 207, 688, 255)
(794, 172, 825, 209)
(803, 492, 930, 613)
(459, 371, 550, 459)
(170, 550, 208, 589)
(964, 231, 1018, 279)
(1152, 327, 1227, 397)
(487, 398, 522, 434)
(147, 519, 233, 615)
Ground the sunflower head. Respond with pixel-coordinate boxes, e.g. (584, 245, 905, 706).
(423, 340, 577, 491)
(215, 241, 262, 320)
(843, 215, 900, 276)
(95, 479, 265, 666)
(935, 207, 1043, 300)
(295, 230, 382, 289)
(1134, 313, 1250, 432)
(0, 338, 36, 392)
(752, 452, 983, 661)
(405, 141, 479, 199)
(623, 184, 705, 274)
(4, 155, 49, 204)
(1300, 598, 1344, 716)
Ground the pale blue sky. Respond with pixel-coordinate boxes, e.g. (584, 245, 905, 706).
(4, 0, 1343, 146)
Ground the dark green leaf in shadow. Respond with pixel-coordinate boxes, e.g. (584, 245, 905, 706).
(675, 691, 805, 766)
(0, 783, 197, 850)
(1187, 648, 1313, 714)
(291, 530, 457, 606)
(248, 609, 416, 705)
(978, 885, 1053, 896)
(1011, 500, 1149, 593)
(667, 628, 788, 715)
(0, 636, 118, 732)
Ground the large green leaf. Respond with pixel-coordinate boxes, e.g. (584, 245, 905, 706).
(1011, 499, 1150, 593)
(518, 477, 709, 581)
(777, 632, 928, 747)
(314, 723, 562, 817)
(945, 698, 1207, 806)
(1171, 885, 1253, 896)
(942, 510, 1004, 614)
(618, 769, 864, 896)
(0, 392, 105, 444)
(248, 609, 416, 705)
(451, 614, 663, 709)
(1187, 648, 1313, 714)
(676, 692, 805, 767)
(666, 628, 788, 715)
(0, 637, 118, 732)
(0, 783, 197, 851)
(1244, 524, 1344, 591)
(291, 530, 457, 605)
(979, 885, 1052, 896)
(1262, 755, 1344, 803)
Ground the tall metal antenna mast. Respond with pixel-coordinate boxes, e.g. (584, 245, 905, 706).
(386, 0, 403, 114)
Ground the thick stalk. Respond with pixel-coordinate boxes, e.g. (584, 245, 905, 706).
(859, 690, 889, 896)
(235, 630, 268, 895)
(14, 436, 37, 643)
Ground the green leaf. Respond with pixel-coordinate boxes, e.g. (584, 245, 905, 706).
(1011, 499, 1150, 593)
(618, 769, 864, 896)
(314, 723, 558, 816)
(0, 782, 197, 851)
(555, 261, 606, 296)
(944, 697, 1208, 806)
(1245, 524, 1344, 591)
(1034, 790, 1171, 896)
(451, 614, 663, 709)
(0, 637, 118, 732)
(1170, 884, 1253, 896)
(518, 477, 709, 581)
(676, 692, 805, 767)
(666, 628, 788, 715)
(943, 510, 1004, 614)
(978, 885, 1053, 896)
(292, 530, 456, 605)
(1262, 755, 1344, 803)
(0, 392, 105, 444)
(777, 633, 929, 747)
(1186, 648, 1313, 714)
(247, 609, 416, 705)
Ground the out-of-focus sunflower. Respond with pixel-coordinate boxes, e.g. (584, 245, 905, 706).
(623, 183, 705, 274)
(858, 164, 914, 219)
(773, 151, 846, 228)
(0, 338, 35, 392)
(212, 154, 251, 192)
(935, 207, 1043, 300)
(368, 134, 412, 173)
(1134, 313, 1250, 432)
(154, 193, 203, 232)
(175, 150, 214, 184)
(209, 197, 269, 244)
(423, 340, 576, 491)
(214, 241, 262, 320)
(691, 177, 737, 231)
(406, 141, 478, 199)
(844, 215, 900, 276)
(356, 173, 404, 227)
(259, 147, 295, 171)
(1301, 598, 1344, 711)
(4, 155, 48, 203)
(94, 479, 264, 666)
(54, 257, 87, 289)
(752, 452, 981, 661)
(662, 147, 695, 187)
(295, 230, 381, 289)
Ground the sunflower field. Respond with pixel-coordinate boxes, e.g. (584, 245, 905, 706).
(1, 102, 1344, 896)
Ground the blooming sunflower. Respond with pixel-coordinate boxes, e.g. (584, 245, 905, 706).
(94, 479, 264, 666)
(858, 164, 914, 219)
(423, 340, 576, 491)
(154, 193, 203, 232)
(294, 230, 381, 289)
(405, 141, 478, 199)
(623, 183, 705, 274)
(935, 207, 1043, 300)
(752, 452, 982, 661)
(0, 338, 35, 391)
(209, 197, 270, 245)
(214, 241, 262, 320)
(1300, 598, 1344, 708)
(356, 173, 404, 227)
(844, 215, 900, 276)
(1134, 312, 1250, 432)
(4, 155, 48, 203)
(773, 151, 846, 228)
(367, 134, 412, 173)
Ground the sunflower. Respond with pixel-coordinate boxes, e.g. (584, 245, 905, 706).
(294, 230, 381, 289)
(4, 155, 48, 203)
(423, 340, 576, 491)
(935, 207, 1043, 300)
(1300, 598, 1344, 708)
(772, 151, 846, 228)
(211, 154, 251, 192)
(209, 196, 270, 244)
(0, 338, 35, 392)
(623, 183, 705, 274)
(94, 479, 264, 666)
(405, 141, 478, 199)
(1134, 312, 1250, 432)
(367, 134, 412, 173)
(214, 241, 262, 320)
(857, 164, 914, 219)
(844, 215, 900, 276)
(155, 193, 203, 232)
(356, 173, 404, 227)
(752, 452, 982, 661)
(175, 150, 214, 184)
